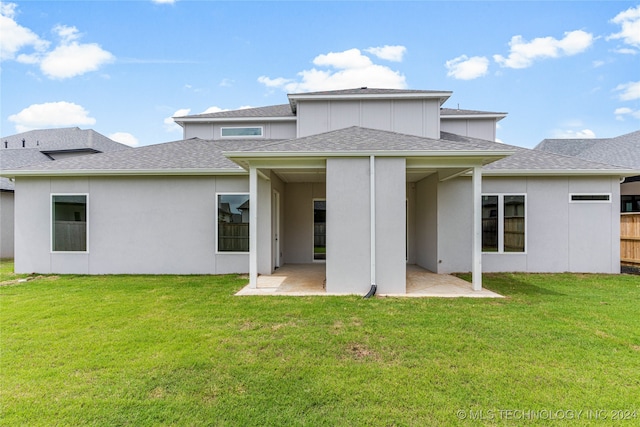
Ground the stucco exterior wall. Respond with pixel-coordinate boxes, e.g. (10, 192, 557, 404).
(435, 175, 621, 274)
(414, 174, 438, 271)
(14, 175, 251, 274)
(0, 191, 15, 258)
(297, 99, 440, 139)
(282, 182, 325, 264)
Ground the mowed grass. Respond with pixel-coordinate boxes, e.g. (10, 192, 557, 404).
(1, 261, 639, 426)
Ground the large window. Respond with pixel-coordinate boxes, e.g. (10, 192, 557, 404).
(220, 127, 263, 138)
(482, 194, 525, 253)
(52, 194, 87, 252)
(217, 194, 249, 252)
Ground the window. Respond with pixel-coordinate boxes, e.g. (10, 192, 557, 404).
(482, 194, 525, 253)
(570, 194, 611, 202)
(52, 195, 87, 252)
(217, 194, 249, 252)
(313, 200, 326, 261)
(622, 195, 640, 213)
(220, 127, 263, 138)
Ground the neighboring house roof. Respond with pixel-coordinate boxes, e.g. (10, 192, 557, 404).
(0, 127, 130, 190)
(534, 130, 640, 169)
(3, 126, 634, 179)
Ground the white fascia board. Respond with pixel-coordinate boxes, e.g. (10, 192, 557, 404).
(441, 114, 508, 120)
(1, 168, 247, 178)
(288, 91, 453, 110)
(481, 169, 640, 177)
(174, 116, 296, 124)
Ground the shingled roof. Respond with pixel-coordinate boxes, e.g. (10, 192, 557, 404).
(534, 130, 640, 169)
(0, 127, 130, 190)
(176, 104, 294, 120)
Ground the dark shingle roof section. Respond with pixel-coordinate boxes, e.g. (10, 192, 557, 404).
(1, 127, 130, 190)
(484, 146, 630, 171)
(0, 127, 130, 152)
(4, 138, 285, 173)
(233, 127, 510, 153)
(534, 130, 640, 169)
(177, 104, 294, 120)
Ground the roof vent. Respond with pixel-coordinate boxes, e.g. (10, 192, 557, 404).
(3, 141, 7, 149)
(361, 86, 367, 90)
(22, 138, 25, 148)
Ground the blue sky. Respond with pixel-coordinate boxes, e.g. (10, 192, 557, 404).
(1, 1, 639, 148)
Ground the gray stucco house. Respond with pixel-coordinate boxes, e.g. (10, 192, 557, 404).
(2, 88, 637, 294)
(535, 130, 640, 213)
(0, 128, 130, 258)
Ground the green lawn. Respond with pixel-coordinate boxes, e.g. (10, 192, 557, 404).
(1, 261, 638, 426)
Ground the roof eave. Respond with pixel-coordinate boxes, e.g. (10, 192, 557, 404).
(482, 169, 639, 177)
(224, 149, 515, 159)
(1, 168, 248, 178)
(173, 116, 296, 124)
(288, 91, 453, 112)
(441, 114, 508, 121)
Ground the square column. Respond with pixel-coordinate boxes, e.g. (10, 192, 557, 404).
(472, 166, 482, 291)
(249, 165, 258, 288)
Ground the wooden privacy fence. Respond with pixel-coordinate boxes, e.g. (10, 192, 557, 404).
(218, 223, 249, 252)
(621, 213, 640, 265)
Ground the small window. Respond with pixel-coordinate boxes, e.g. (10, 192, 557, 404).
(217, 194, 250, 252)
(570, 194, 611, 202)
(220, 127, 263, 138)
(621, 195, 640, 213)
(52, 195, 87, 252)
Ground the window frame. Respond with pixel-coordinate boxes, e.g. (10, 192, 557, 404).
(482, 193, 527, 254)
(569, 193, 611, 203)
(216, 192, 250, 254)
(50, 193, 89, 253)
(220, 126, 264, 138)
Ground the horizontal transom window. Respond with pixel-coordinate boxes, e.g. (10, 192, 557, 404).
(570, 194, 611, 203)
(220, 127, 263, 137)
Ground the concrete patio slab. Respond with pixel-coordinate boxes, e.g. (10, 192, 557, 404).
(235, 264, 503, 298)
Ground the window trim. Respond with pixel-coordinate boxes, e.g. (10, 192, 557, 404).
(482, 193, 527, 254)
(216, 192, 250, 254)
(569, 193, 611, 203)
(50, 193, 89, 253)
(220, 126, 264, 138)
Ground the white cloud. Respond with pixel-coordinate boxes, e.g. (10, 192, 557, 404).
(551, 129, 596, 139)
(494, 30, 594, 69)
(0, 2, 49, 61)
(109, 132, 140, 147)
(152, 0, 176, 3)
(364, 45, 407, 62)
(613, 47, 638, 55)
(607, 5, 640, 50)
(201, 106, 227, 114)
(219, 78, 234, 87)
(614, 81, 640, 101)
(445, 55, 489, 80)
(258, 47, 407, 93)
(0, 4, 113, 79)
(614, 107, 640, 120)
(8, 101, 96, 132)
(164, 108, 190, 132)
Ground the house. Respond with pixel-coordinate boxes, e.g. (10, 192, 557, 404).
(535, 130, 640, 213)
(2, 88, 637, 295)
(0, 128, 130, 258)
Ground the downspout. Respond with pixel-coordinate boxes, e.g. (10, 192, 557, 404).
(364, 155, 377, 298)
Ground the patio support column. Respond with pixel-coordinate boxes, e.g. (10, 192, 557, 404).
(472, 165, 482, 291)
(249, 165, 258, 288)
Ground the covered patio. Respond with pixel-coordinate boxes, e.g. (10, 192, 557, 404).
(235, 264, 503, 298)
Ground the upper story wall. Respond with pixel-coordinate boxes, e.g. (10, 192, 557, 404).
(296, 99, 441, 139)
(441, 118, 498, 141)
(183, 121, 296, 140)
